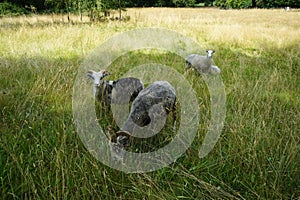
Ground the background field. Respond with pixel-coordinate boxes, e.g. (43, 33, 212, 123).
(1, 8, 300, 199)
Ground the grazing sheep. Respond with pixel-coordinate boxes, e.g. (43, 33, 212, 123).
(185, 50, 221, 75)
(121, 81, 176, 132)
(86, 69, 144, 104)
(106, 81, 177, 159)
(105, 126, 131, 161)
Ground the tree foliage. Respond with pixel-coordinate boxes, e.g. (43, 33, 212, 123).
(173, 0, 196, 7)
(217, 0, 252, 8)
(0, 0, 299, 18)
(215, 0, 300, 8)
(0, 2, 29, 16)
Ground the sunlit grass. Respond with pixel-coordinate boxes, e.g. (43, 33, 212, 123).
(0, 8, 299, 199)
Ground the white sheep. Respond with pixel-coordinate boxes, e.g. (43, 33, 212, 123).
(185, 50, 221, 75)
(86, 69, 144, 104)
(106, 81, 177, 160)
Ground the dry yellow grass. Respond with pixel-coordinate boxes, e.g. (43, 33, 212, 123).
(127, 8, 300, 48)
(1, 8, 299, 56)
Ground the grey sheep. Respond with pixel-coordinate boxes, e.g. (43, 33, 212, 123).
(86, 69, 144, 104)
(185, 50, 221, 75)
(106, 81, 177, 160)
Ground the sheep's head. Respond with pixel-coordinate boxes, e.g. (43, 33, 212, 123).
(206, 50, 215, 58)
(105, 126, 131, 161)
(106, 126, 131, 149)
(86, 69, 110, 86)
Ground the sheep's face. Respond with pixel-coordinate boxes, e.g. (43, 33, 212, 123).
(86, 69, 110, 86)
(108, 129, 131, 148)
(115, 134, 130, 148)
(206, 50, 215, 58)
(106, 127, 131, 161)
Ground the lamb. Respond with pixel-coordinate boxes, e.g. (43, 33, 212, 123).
(105, 126, 131, 161)
(86, 69, 144, 105)
(185, 50, 221, 75)
(106, 81, 177, 160)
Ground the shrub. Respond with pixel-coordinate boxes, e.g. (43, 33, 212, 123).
(0, 2, 29, 17)
(215, 0, 252, 8)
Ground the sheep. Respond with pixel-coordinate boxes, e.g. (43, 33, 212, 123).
(86, 69, 144, 105)
(86, 69, 110, 102)
(185, 50, 221, 75)
(105, 126, 131, 161)
(121, 81, 176, 133)
(106, 81, 177, 160)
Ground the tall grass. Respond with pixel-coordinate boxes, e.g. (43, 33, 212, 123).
(0, 8, 299, 199)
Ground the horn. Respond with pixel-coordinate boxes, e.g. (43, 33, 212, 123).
(86, 70, 95, 78)
(109, 130, 131, 143)
(100, 69, 110, 77)
(116, 130, 131, 138)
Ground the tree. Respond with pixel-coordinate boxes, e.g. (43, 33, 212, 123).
(214, 0, 227, 8)
(215, 0, 263, 8)
(45, 0, 76, 22)
(7, 0, 47, 12)
(102, 0, 126, 20)
(0, 2, 29, 16)
(155, 0, 175, 7)
(173, 0, 195, 7)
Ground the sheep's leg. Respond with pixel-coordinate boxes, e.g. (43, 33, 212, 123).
(170, 100, 178, 132)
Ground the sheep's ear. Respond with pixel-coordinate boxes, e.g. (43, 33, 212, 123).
(116, 131, 131, 139)
(86, 70, 96, 80)
(205, 50, 209, 53)
(212, 50, 215, 53)
(100, 69, 110, 78)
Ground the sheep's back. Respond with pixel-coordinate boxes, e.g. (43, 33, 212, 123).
(111, 78, 144, 104)
(186, 54, 212, 73)
(129, 81, 176, 127)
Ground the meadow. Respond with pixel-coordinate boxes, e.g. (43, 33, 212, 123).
(0, 8, 300, 199)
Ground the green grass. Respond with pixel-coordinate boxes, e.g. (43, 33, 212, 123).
(1, 8, 300, 199)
